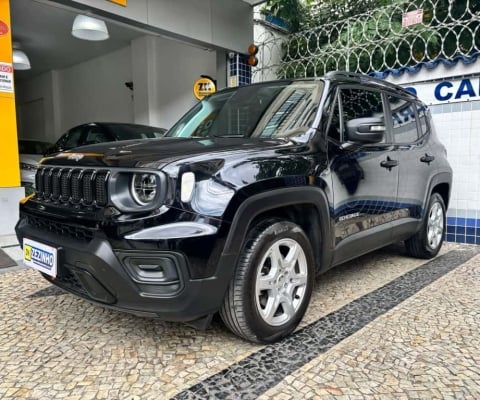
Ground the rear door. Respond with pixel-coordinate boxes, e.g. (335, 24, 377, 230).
(386, 96, 437, 238)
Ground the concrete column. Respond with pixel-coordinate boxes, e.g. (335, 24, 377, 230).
(51, 70, 63, 138)
(216, 50, 228, 91)
(131, 35, 159, 126)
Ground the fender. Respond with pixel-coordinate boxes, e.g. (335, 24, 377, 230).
(427, 171, 452, 208)
(220, 186, 333, 272)
(390, 170, 452, 244)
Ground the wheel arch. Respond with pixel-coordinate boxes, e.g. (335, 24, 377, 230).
(221, 186, 332, 273)
(431, 181, 450, 210)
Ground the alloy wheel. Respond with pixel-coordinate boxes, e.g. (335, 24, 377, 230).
(427, 201, 444, 250)
(254, 238, 308, 326)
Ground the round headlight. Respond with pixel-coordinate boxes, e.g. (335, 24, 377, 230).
(131, 173, 157, 205)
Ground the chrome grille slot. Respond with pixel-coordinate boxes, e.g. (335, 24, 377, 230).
(95, 172, 108, 206)
(82, 171, 94, 203)
(51, 168, 61, 199)
(35, 167, 109, 207)
(71, 170, 82, 202)
(43, 169, 52, 199)
(60, 170, 71, 202)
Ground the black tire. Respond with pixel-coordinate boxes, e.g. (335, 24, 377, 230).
(405, 192, 446, 259)
(220, 219, 315, 343)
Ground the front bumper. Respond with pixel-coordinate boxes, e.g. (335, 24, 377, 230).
(16, 213, 235, 322)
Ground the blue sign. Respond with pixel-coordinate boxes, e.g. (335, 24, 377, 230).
(433, 78, 479, 102)
(404, 77, 479, 104)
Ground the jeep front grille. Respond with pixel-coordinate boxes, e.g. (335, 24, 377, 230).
(35, 167, 109, 207)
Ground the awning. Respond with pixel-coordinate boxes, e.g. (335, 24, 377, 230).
(370, 52, 480, 79)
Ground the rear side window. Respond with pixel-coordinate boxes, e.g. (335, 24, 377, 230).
(387, 96, 419, 143)
(416, 102, 430, 138)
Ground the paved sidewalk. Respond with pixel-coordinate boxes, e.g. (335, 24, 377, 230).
(260, 251, 480, 400)
(0, 234, 23, 272)
(0, 242, 478, 399)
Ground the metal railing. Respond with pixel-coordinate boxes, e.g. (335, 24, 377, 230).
(253, 0, 480, 81)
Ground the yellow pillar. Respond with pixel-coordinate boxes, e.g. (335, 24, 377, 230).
(0, 0, 20, 188)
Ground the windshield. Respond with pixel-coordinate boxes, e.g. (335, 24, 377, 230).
(165, 81, 323, 139)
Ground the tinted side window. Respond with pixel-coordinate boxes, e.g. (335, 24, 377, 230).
(388, 96, 418, 143)
(339, 88, 386, 143)
(416, 102, 430, 138)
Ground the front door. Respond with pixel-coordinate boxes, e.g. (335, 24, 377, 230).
(325, 87, 400, 264)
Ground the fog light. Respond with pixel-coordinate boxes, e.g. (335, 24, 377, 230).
(125, 257, 179, 283)
(138, 264, 165, 279)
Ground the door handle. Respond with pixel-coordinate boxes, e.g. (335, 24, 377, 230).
(380, 156, 398, 171)
(420, 153, 435, 165)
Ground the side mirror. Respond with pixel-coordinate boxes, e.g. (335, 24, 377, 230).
(346, 117, 385, 144)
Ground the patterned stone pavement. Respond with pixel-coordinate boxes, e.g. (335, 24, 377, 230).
(259, 250, 480, 400)
(0, 240, 479, 400)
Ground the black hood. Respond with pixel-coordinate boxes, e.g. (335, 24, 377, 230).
(41, 136, 297, 168)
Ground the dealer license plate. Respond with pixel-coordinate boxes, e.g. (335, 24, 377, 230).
(23, 238, 57, 277)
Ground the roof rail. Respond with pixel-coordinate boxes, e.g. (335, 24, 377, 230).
(325, 71, 364, 80)
(325, 71, 417, 97)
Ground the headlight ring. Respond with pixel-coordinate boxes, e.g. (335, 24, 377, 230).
(131, 173, 158, 205)
(109, 169, 167, 212)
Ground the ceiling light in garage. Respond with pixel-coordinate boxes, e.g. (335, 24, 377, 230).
(12, 42, 31, 70)
(72, 15, 109, 41)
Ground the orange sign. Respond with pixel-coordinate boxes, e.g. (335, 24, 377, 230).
(0, 0, 20, 187)
(0, 2, 13, 86)
(193, 76, 216, 100)
(0, 5, 12, 62)
(107, 0, 127, 6)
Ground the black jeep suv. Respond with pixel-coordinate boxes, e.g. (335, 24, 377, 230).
(16, 72, 452, 343)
